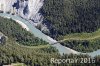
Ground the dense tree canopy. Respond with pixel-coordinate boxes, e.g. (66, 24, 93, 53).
(0, 16, 99, 66)
(42, 0, 100, 39)
(61, 39, 100, 52)
(0, 15, 100, 66)
(0, 37, 100, 66)
(0, 17, 47, 46)
(41, 0, 100, 53)
(0, 37, 59, 66)
(0, 0, 100, 65)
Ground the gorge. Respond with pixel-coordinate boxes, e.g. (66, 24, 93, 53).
(0, 0, 80, 55)
(0, 0, 100, 57)
(0, 0, 44, 25)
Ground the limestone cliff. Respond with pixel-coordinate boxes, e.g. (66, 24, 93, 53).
(0, 0, 44, 24)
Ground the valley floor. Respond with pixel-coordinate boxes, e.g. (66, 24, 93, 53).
(0, 13, 100, 57)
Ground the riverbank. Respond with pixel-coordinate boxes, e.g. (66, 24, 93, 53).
(15, 20, 29, 31)
(0, 13, 79, 54)
(0, 15, 29, 31)
(0, 13, 100, 57)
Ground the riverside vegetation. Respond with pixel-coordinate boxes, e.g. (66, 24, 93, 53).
(42, 0, 100, 52)
(0, 17, 100, 66)
(0, 16, 47, 46)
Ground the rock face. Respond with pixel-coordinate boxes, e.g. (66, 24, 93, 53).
(0, 0, 44, 24)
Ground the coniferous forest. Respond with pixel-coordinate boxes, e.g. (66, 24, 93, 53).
(41, 0, 100, 52)
(0, 17, 47, 46)
(42, 0, 100, 39)
(0, 13, 99, 66)
(0, 0, 100, 66)
(0, 15, 100, 66)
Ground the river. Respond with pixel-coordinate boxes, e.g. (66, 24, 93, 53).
(0, 13, 100, 57)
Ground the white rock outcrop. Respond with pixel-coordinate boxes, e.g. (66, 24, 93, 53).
(0, 0, 44, 24)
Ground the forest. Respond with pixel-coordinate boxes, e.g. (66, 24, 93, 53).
(42, 0, 100, 39)
(41, 0, 100, 53)
(0, 38, 100, 66)
(0, 17, 47, 46)
(61, 39, 100, 52)
(0, 0, 100, 65)
(0, 15, 100, 66)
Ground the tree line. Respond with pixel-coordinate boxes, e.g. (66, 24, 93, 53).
(0, 38, 100, 66)
(0, 17, 47, 46)
(61, 39, 100, 52)
(42, 0, 100, 39)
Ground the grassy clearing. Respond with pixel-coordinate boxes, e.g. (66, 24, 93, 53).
(16, 43, 50, 49)
(60, 29, 100, 41)
(57, 29, 100, 52)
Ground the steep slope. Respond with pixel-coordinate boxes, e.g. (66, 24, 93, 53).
(42, 0, 100, 39)
(0, 0, 44, 24)
(0, 32, 59, 66)
(0, 16, 47, 46)
(41, 0, 100, 52)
